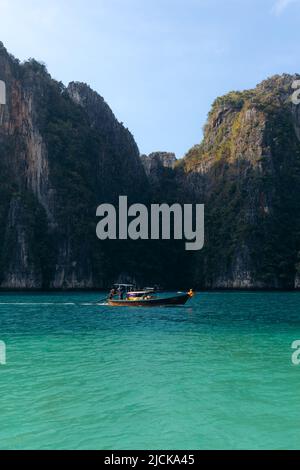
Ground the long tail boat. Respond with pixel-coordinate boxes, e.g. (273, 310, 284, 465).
(107, 285, 195, 307)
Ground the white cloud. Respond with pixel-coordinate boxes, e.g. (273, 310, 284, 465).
(273, 0, 300, 15)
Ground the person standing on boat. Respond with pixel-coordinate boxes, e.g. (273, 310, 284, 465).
(109, 288, 116, 300)
(120, 286, 125, 300)
(117, 286, 125, 300)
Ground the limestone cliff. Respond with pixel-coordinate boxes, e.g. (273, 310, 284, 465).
(0, 42, 149, 289)
(141, 152, 177, 176)
(180, 74, 300, 289)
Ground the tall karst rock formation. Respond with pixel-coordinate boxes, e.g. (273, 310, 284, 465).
(0, 42, 149, 289)
(179, 74, 300, 289)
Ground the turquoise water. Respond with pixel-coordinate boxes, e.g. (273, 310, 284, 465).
(0, 292, 299, 450)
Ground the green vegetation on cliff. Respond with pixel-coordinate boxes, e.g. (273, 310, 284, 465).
(181, 74, 300, 288)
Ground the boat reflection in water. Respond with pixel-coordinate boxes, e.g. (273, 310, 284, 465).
(108, 284, 195, 307)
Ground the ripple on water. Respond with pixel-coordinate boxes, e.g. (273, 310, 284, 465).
(0, 291, 300, 449)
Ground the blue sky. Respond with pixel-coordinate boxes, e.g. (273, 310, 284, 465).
(0, 0, 300, 157)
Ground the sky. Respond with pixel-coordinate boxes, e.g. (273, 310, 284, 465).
(0, 0, 300, 157)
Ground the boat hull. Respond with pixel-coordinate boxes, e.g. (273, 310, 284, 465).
(108, 293, 191, 307)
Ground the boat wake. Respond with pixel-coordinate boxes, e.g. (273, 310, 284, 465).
(0, 302, 77, 306)
(0, 302, 109, 307)
(80, 302, 108, 306)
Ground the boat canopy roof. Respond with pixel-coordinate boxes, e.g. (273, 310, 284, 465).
(128, 291, 152, 295)
(112, 284, 156, 294)
(114, 284, 134, 287)
(114, 284, 134, 290)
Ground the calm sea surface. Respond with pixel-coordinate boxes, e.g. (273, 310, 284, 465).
(0, 292, 299, 450)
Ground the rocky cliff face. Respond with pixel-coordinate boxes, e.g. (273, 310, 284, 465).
(0, 42, 149, 289)
(180, 74, 300, 289)
(141, 152, 177, 176)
